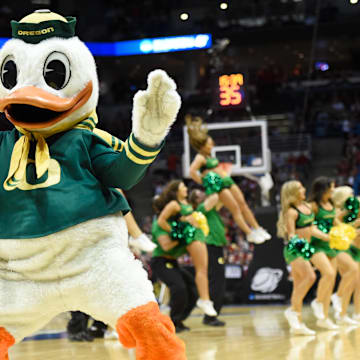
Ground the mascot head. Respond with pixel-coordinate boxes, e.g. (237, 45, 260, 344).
(0, 9, 99, 136)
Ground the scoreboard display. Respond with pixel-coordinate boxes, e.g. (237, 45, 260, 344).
(217, 73, 246, 108)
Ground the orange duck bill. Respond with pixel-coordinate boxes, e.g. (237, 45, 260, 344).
(0, 81, 92, 130)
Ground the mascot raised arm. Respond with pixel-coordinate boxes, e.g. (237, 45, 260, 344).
(0, 9, 185, 360)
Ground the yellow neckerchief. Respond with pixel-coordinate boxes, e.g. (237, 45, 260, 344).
(4, 111, 98, 191)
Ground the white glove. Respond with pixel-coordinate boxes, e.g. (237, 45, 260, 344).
(129, 233, 156, 252)
(132, 69, 181, 147)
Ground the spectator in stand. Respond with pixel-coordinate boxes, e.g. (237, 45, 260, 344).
(296, 153, 310, 179)
(353, 172, 360, 196)
(331, 95, 345, 112)
(342, 118, 351, 139)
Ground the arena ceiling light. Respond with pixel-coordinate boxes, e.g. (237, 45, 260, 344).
(350, 0, 358, 4)
(180, 12, 189, 21)
(220, 2, 228, 10)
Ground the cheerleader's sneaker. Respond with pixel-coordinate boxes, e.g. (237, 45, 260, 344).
(284, 308, 301, 329)
(196, 299, 217, 317)
(316, 318, 339, 330)
(311, 299, 325, 320)
(292, 323, 316, 336)
(331, 293, 342, 314)
(285, 308, 315, 335)
(246, 230, 266, 244)
(336, 315, 359, 326)
(104, 330, 119, 340)
(257, 227, 272, 241)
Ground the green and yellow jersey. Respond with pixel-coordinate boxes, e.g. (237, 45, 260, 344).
(0, 126, 163, 239)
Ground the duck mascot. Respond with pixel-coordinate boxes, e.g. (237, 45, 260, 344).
(0, 9, 185, 360)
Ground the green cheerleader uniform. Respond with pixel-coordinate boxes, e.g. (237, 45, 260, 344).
(346, 244, 360, 262)
(196, 203, 227, 247)
(200, 157, 235, 195)
(151, 219, 188, 258)
(283, 205, 315, 264)
(171, 202, 206, 244)
(155, 202, 206, 248)
(310, 205, 338, 258)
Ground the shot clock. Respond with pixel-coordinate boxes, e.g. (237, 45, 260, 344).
(217, 72, 247, 109)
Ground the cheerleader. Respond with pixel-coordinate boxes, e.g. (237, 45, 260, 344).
(151, 199, 196, 332)
(349, 211, 360, 321)
(309, 177, 358, 326)
(189, 189, 226, 326)
(277, 181, 317, 335)
(186, 115, 270, 245)
(155, 180, 217, 317)
(332, 186, 360, 323)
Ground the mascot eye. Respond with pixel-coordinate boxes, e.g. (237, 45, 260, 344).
(1, 55, 17, 90)
(43, 52, 71, 90)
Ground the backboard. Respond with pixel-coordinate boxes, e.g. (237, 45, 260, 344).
(182, 120, 270, 178)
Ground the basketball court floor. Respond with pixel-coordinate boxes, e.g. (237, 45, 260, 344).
(9, 305, 360, 360)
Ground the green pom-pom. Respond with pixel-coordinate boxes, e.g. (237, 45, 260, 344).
(202, 171, 223, 194)
(170, 221, 186, 241)
(287, 235, 315, 261)
(183, 224, 197, 244)
(343, 197, 360, 224)
(345, 197, 360, 211)
(170, 221, 197, 245)
(315, 219, 332, 233)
